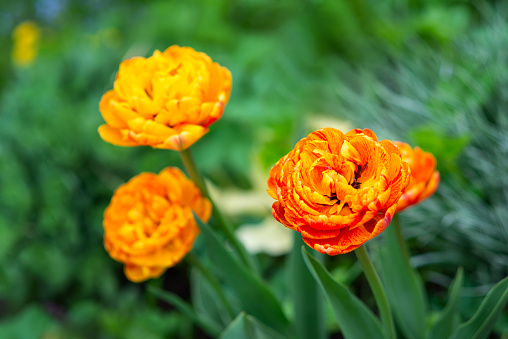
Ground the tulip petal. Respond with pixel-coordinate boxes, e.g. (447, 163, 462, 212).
(98, 125, 138, 146)
(124, 264, 166, 282)
(159, 124, 208, 150)
(394, 141, 439, 213)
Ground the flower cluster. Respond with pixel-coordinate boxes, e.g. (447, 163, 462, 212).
(100, 45, 230, 282)
(99, 45, 232, 150)
(268, 128, 411, 255)
(103, 167, 211, 282)
(90, 41, 508, 339)
(99, 45, 440, 287)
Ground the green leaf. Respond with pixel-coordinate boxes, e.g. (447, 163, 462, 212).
(220, 312, 286, 339)
(289, 235, 326, 339)
(147, 285, 222, 337)
(0, 304, 55, 339)
(428, 267, 463, 339)
(450, 276, 508, 339)
(302, 247, 384, 339)
(376, 223, 427, 339)
(194, 214, 289, 335)
(190, 268, 233, 326)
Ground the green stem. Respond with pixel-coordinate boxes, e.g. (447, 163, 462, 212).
(186, 252, 235, 319)
(179, 148, 257, 273)
(355, 245, 396, 339)
(392, 214, 410, 264)
(180, 148, 209, 197)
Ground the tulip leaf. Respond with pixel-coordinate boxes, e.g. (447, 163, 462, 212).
(449, 275, 508, 339)
(220, 312, 286, 339)
(302, 247, 384, 339)
(193, 213, 290, 335)
(376, 221, 427, 339)
(427, 267, 463, 339)
(289, 236, 326, 339)
(147, 285, 222, 337)
(190, 268, 233, 327)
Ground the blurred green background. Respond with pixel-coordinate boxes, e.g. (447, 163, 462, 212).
(1, 0, 507, 338)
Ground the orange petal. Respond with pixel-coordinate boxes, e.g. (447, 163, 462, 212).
(304, 205, 395, 255)
(99, 90, 128, 128)
(98, 125, 138, 146)
(157, 124, 208, 150)
(124, 264, 166, 282)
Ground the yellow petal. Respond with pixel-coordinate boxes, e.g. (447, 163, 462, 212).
(98, 125, 138, 146)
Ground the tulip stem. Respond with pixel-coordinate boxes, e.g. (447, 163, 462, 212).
(355, 245, 396, 339)
(179, 148, 209, 198)
(179, 148, 258, 273)
(392, 214, 410, 263)
(186, 252, 235, 318)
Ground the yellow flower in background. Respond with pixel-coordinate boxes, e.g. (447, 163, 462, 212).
(103, 167, 211, 282)
(12, 21, 40, 67)
(98, 45, 232, 150)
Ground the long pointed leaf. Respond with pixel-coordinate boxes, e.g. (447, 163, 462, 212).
(450, 276, 508, 339)
(194, 213, 289, 335)
(289, 235, 326, 339)
(147, 285, 222, 337)
(427, 267, 463, 339)
(220, 312, 286, 339)
(190, 268, 233, 326)
(302, 247, 384, 339)
(376, 222, 427, 339)
(220, 312, 256, 339)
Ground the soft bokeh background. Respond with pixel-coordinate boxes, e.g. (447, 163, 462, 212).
(1, 0, 507, 338)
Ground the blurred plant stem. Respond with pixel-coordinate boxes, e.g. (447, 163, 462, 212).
(392, 214, 410, 263)
(186, 252, 235, 318)
(179, 148, 258, 273)
(355, 245, 396, 339)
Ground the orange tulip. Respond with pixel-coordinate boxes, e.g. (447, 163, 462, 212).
(267, 128, 411, 255)
(98, 45, 232, 150)
(394, 141, 440, 212)
(103, 167, 211, 282)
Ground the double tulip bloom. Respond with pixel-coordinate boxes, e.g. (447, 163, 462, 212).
(268, 128, 412, 255)
(103, 167, 211, 282)
(98, 45, 232, 150)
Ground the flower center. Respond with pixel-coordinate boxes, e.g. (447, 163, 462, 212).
(351, 161, 368, 189)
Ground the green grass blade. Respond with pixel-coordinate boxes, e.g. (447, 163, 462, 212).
(302, 247, 384, 339)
